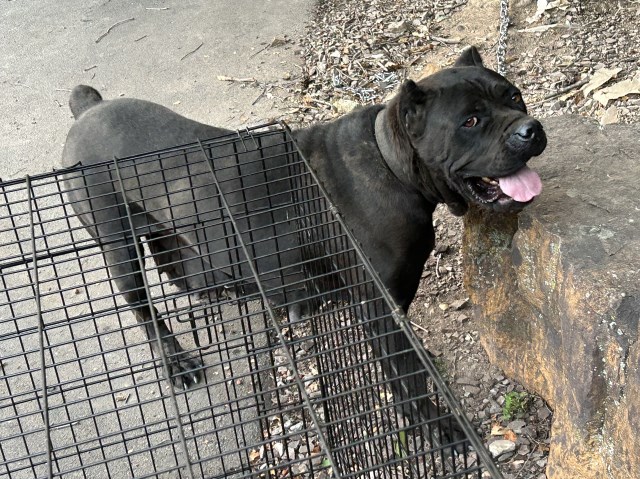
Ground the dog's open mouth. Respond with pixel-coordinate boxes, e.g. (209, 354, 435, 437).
(465, 165, 542, 204)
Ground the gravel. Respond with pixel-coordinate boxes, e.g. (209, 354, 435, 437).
(277, 1, 640, 478)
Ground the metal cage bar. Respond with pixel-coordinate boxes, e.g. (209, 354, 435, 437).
(0, 122, 502, 479)
(111, 155, 196, 479)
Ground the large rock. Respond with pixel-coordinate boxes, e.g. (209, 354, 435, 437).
(462, 115, 640, 478)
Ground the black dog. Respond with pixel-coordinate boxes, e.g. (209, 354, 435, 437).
(62, 46, 545, 442)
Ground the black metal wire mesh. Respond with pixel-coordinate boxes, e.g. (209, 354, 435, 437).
(0, 123, 502, 479)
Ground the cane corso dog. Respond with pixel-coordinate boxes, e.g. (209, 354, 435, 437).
(61, 47, 545, 443)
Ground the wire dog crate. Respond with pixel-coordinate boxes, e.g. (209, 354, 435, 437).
(0, 123, 501, 479)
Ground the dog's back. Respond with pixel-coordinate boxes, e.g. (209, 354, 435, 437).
(62, 86, 307, 311)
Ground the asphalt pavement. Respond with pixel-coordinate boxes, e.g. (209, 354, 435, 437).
(1, 0, 312, 178)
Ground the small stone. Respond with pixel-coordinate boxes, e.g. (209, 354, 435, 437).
(489, 439, 516, 457)
(435, 242, 449, 253)
(451, 298, 469, 310)
(273, 442, 284, 458)
(464, 385, 481, 395)
(388, 20, 410, 33)
(538, 407, 552, 421)
(456, 376, 480, 386)
(507, 420, 526, 433)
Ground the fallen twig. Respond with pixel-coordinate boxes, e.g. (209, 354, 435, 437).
(250, 44, 271, 58)
(95, 17, 135, 43)
(531, 78, 589, 105)
(308, 98, 332, 108)
(252, 87, 267, 105)
(216, 75, 258, 83)
(180, 42, 204, 61)
(83, 65, 97, 72)
(134, 35, 148, 42)
(145, 7, 169, 10)
(410, 320, 429, 335)
(544, 78, 589, 99)
(429, 35, 462, 45)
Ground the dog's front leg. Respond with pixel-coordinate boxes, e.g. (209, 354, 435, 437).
(362, 299, 465, 450)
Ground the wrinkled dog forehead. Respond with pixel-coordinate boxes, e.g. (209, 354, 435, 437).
(420, 71, 528, 124)
(419, 68, 519, 102)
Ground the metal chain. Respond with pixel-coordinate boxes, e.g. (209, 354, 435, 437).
(497, 0, 510, 76)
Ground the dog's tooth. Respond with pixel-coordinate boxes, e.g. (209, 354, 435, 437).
(482, 177, 498, 185)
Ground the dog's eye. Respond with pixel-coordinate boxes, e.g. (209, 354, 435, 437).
(463, 116, 479, 128)
(511, 93, 523, 103)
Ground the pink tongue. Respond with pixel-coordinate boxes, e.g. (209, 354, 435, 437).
(498, 166, 542, 202)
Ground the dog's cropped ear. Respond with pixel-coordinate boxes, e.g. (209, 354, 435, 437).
(454, 46, 484, 68)
(399, 80, 432, 139)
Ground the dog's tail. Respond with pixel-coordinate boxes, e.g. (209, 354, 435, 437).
(69, 85, 103, 119)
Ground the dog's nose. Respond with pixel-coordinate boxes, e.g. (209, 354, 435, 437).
(507, 118, 546, 156)
(514, 120, 542, 142)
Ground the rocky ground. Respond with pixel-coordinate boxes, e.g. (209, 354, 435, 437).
(245, 1, 639, 477)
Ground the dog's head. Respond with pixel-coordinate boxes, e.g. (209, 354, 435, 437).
(388, 46, 546, 214)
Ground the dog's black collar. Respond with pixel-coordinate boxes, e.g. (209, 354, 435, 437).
(374, 109, 411, 185)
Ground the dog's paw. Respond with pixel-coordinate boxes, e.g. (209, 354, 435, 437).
(168, 355, 203, 391)
(436, 419, 470, 455)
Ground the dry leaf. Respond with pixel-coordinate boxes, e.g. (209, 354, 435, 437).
(526, 0, 549, 24)
(600, 105, 619, 125)
(526, 0, 570, 23)
(417, 63, 441, 80)
(504, 429, 518, 442)
(491, 424, 508, 436)
(593, 72, 640, 106)
(269, 36, 288, 47)
(581, 68, 622, 97)
(248, 448, 261, 463)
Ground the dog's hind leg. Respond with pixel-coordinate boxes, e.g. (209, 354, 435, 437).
(99, 222, 203, 390)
